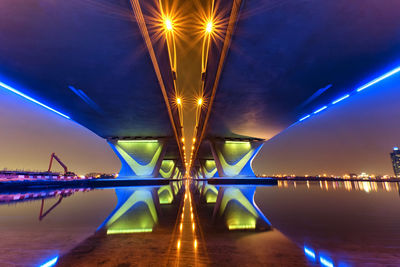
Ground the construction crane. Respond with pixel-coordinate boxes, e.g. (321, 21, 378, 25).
(48, 153, 76, 176)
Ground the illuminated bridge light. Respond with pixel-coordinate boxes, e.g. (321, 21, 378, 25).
(206, 21, 213, 33)
(39, 256, 59, 267)
(303, 246, 316, 260)
(165, 18, 173, 31)
(319, 256, 334, 267)
(0, 81, 70, 119)
(297, 65, 400, 124)
(356, 66, 400, 92)
(299, 114, 311, 122)
(313, 106, 327, 114)
(332, 94, 350, 105)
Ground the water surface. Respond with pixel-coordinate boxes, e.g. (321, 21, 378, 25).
(0, 180, 399, 266)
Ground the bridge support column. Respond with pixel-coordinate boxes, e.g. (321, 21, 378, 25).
(159, 160, 176, 179)
(210, 139, 264, 177)
(108, 139, 167, 178)
(199, 159, 219, 178)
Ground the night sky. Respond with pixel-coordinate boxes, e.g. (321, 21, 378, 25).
(1, 71, 399, 176)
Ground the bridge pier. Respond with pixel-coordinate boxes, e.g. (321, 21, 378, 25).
(107, 138, 168, 179)
(159, 160, 176, 179)
(209, 138, 264, 177)
(199, 159, 219, 178)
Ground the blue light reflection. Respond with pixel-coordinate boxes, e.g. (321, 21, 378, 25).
(304, 246, 316, 260)
(39, 256, 59, 267)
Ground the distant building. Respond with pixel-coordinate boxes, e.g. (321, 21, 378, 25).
(390, 147, 400, 177)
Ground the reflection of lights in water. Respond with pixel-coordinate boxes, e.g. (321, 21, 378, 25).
(107, 229, 152, 234)
(303, 245, 336, 267)
(320, 256, 334, 267)
(228, 224, 256, 230)
(303, 246, 316, 260)
(39, 256, 59, 267)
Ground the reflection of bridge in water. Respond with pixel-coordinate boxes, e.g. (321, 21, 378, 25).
(54, 181, 309, 266)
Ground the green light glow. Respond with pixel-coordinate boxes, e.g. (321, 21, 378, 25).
(215, 141, 257, 176)
(202, 160, 218, 178)
(228, 224, 256, 230)
(106, 190, 158, 233)
(107, 229, 153, 234)
(114, 141, 163, 176)
(118, 140, 159, 143)
(158, 185, 174, 204)
(225, 141, 251, 145)
(159, 160, 175, 178)
(219, 188, 258, 218)
(204, 185, 218, 203)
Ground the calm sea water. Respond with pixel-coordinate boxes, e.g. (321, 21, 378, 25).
(0, 181, 399, 266)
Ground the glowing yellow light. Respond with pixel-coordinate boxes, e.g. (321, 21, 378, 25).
(192, 223, 195, 231)
(180, 223, 183, 231)
(194, 239, 197, 249)
(206, 21, 213, 33)
(193, 138, 196, 143)
(177, 240, 181, 249)
(191, 146, 194, 150)
(197, 98, 203, 106)
(181, 137, 184, 142)
(165, 18, 173, 31)
(177, 97, 182, 105)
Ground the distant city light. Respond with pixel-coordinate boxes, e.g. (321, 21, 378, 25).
(39, 256, 59, 267)
(0, 81, 70, 119)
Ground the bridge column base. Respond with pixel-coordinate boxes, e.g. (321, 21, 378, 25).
(209, 138, 264, 177)
(108, 138, 167, 179)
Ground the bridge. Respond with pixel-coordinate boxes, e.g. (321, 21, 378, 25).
(1, 0, 400, 178)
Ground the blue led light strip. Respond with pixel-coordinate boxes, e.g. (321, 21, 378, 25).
(297, 65, 400, 123)
(0, 82, 70, 119)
